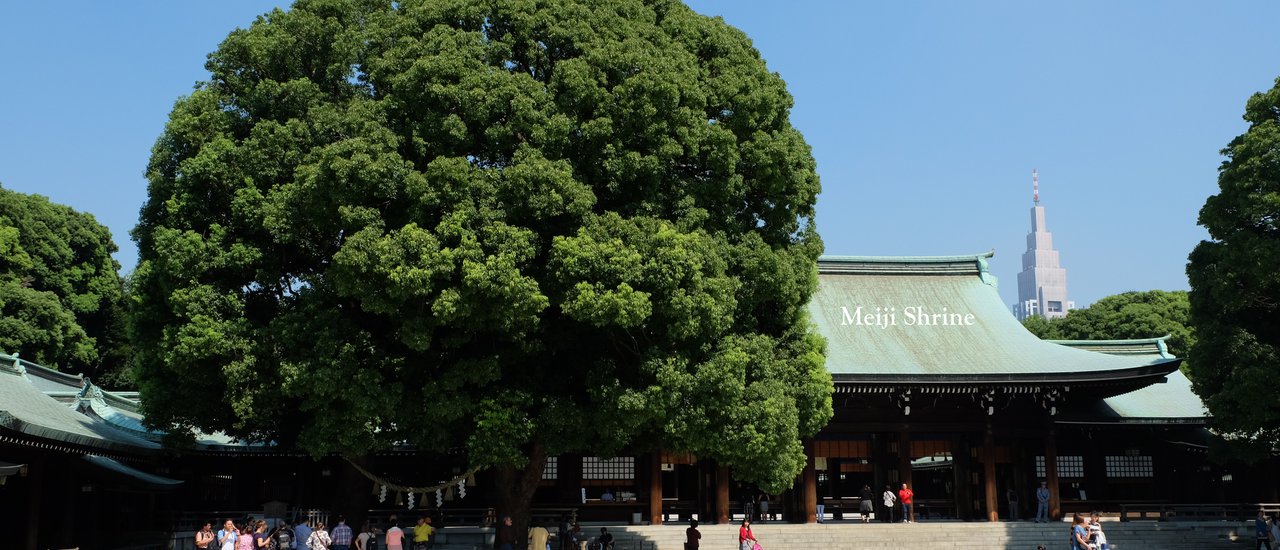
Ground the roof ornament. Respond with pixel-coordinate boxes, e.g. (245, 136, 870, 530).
(1033, 169, 1040, 205)
(897, 388, 912, 416)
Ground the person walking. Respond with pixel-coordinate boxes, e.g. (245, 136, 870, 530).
(1035, 481, 1051, 523)
(196, 521, 216, 549)
(880, 485, 897, 523)
(738, 519, 757, 550)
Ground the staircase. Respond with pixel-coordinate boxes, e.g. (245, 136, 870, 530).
(436, 521, 1255, 550)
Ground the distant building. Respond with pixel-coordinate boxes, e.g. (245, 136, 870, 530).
(1014, 170, 1074, 320)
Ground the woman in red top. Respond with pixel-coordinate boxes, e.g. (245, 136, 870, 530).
(738, 518, 756, 550)
(898, 483, 915, 523)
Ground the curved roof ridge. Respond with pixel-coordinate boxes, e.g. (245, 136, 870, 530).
(1052, 336, 1173, 358)
(820, 251, 994, 264)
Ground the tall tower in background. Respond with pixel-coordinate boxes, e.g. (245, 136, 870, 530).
(1013, 170, 1074, 320)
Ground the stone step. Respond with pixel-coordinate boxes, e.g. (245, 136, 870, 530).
(489, 522, 1250, 550)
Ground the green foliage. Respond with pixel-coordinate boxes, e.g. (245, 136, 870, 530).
(0, 185, 128, 382)
(132, 0, 830, 493)
(1187, 76, 1280, 452)
(1020, 290, 1193, 359)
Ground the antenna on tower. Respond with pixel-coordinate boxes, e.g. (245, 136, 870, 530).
(1032, 169, 1040, 205)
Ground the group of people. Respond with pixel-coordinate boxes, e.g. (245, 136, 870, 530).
(194, 514, 435, 550)
(868, 483, 915, 523)
(1255, 509, 1280, 550)
(1067, 512, 1108, 550)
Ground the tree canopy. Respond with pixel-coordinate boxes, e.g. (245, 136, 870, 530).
(1187, 76, 1280, 454)
(0, 185, 128, 383)
(132, 0, 830, 500)
(1020, 290, 1193, 359)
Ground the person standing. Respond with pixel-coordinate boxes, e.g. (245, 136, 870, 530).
(237, 522, 255, 550)
(757, 494, 770, 522)
(308, 521, 332, 550)
(384, 519, 404, 550)
(276, 521, 296, 550)
(415, 517, 434, 550)
(497, 516, 516, 550)
(356, 521, 375, 550)
(1035, 481, 1051, 523)
(1256, 510, 1273, 550)
(332, 516, 353, 550)
(898, 483, 914, 523)
(219, 519, 240, 550)
(558, 514, 572, 550)
(737, 519, 756, 550)
(1006, 487, 1020, 521)
(684, 520, 700, 550)
(196, 521, 216, 549)
(881, 485, 897, 523)
(253, 520, 271, 549)
(859, 485, 874, 523)
(530, 523, 549, 550)
(295, 520, 314, 550)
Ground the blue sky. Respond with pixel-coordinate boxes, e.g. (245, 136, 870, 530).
(2, 1, 1278, 309)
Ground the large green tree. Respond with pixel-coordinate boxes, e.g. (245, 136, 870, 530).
(0, 185, 128, 383)
(1021, 290, 1193, 359)
(1187, 76, 1280, 455)
(132, 0, 830, 527)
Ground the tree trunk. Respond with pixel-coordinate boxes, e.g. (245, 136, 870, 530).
(493, 441, 548, 550)
(337, 455, 375, 531)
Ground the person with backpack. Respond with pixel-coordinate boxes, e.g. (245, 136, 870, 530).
(274, 521, 295, 550)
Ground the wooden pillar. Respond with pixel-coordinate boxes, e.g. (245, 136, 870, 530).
(898, 428, 913, 489)
(951, 434, 972, 521)
(1045, 427, 1060, 521)
(24, 457, 41, 550)
(649, 454, 663, 525)
(984, 422, 999, 522)
(716, 466, 730, 524)
(802, 439, 818, 524)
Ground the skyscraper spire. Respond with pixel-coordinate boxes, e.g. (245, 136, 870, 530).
(1013, 170, 1073, 320)
(1032, 169, 1039, 205)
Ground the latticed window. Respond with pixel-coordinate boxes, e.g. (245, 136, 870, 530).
(582, 456, 634, 485)
(1035, 455, 1084, 478)
(1105, 455, 1153, 478)
(542, 457, 558, 480)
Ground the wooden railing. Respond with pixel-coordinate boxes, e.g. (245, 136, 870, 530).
(1117, 502, 1280, 522)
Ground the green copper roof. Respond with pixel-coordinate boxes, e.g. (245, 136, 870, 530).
(1054, 339, 1208, 421)
(0, 355, 160, 453)
(809, 254, 1179, 378)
